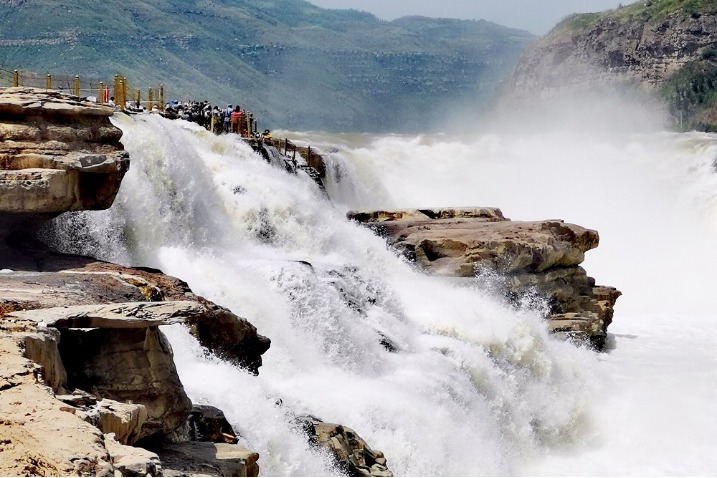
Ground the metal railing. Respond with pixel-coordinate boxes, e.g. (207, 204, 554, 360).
(0, 67, 165, 111)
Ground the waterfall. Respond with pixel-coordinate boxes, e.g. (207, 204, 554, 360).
(45, 113, 717, 475)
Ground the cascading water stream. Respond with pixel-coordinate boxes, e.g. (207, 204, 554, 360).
(44, 113, 717, 475)
(304, 127, 717, 475)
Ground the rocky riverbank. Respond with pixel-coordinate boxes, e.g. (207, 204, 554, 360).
(0, 89, 393, 477)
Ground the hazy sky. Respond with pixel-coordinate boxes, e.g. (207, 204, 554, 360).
(307, 0, 629, 34)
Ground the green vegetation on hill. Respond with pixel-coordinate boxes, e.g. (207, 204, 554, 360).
(548, 0, 717, 131)
(662, 49, 717, 131)
(556, 0, 717, 30)
(0, 0, 533, 133)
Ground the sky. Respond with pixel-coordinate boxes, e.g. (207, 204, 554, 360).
(307, 0, 629, 35)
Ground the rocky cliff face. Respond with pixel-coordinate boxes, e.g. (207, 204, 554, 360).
(0, 87, 128, 235)
(0, 247, 271, 476)
(348, 208, 620, 349)
(502, 1, 717, 129)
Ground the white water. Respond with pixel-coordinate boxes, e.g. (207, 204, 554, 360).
(47, 113, 717, 475)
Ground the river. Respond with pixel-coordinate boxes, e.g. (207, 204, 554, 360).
(45, 112, 717, 475)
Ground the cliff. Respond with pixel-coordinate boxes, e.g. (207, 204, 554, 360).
(502, 0, 717, 130)
(0, 88, 128, 235)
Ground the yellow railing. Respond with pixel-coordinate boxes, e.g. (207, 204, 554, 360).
(0, 67, 165, 112)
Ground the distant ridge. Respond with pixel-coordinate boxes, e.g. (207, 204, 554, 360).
(0, 0, 534, 132)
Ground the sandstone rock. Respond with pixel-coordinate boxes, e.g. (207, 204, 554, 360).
(152, 442, 260, 477)
(349, 208, 620, 349)
(348, 208, 598, 276)
(0, 88, 268, 475)
(183, 305, 271, 375)
(104, 433, 162, 477)
(187, 405, 238, 444)
(8, 300, 207, 329)
(347, 207, 505, 224)
(77, 399, 149, 446)
(311, 421, 394, 477)
(21, 326, 67, 393)
(58, 326, 192, 440)
(0, 335, 115, 476)
(0, 253, 271, 375)
(0, 88, 128, 237)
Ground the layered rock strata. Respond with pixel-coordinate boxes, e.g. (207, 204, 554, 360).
(0, 87, 128, 236)
(500, 5, 717, 127)
(348, 207, 620, 349)
(508, 7, 717, 94)
(0, 244, 270, 476)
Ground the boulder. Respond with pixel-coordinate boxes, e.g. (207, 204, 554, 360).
(186, 404, 239, 444)
(77, 399, 149, 446)
(309, 420, 393, 477)
(104, 433, 162, 477)
(349, 207, 620, 349)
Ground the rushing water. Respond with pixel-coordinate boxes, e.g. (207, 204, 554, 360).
(46, 113, 717, 475)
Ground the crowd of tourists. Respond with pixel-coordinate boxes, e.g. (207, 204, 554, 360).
(162, 100, 272, 142)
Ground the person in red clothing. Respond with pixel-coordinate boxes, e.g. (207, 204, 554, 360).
(230, 106, 243, 134)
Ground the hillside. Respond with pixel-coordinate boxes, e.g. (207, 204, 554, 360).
(501, 0, 717, 131)
(0, 0, 534, 133)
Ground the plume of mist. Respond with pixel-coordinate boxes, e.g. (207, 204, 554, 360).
(437, 50, 672, 139)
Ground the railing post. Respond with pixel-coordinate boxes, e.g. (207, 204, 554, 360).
(46, 74, 52, 90)
(113, 74, 119, 104)
(74, 75, 80, 97)
(148, 88, 154, 112)
(117, 78, 124, 108)
(98, 82, 104, 104)
(122, 77, 127, 108)
(159, 84, 164, 112)
(13, 70, 18, 87)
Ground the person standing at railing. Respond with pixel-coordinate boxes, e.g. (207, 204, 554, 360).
(231, 106, 243, 134)
(223, 104, 232, 133)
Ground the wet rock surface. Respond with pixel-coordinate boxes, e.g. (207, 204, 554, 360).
(348, 207, 621, 349)
(296, 416, 394, 477)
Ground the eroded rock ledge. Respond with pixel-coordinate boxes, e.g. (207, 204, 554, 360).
(0, 246, 270, 476)
(348, 207, 621, 349)
(0, 87, 128, 235)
